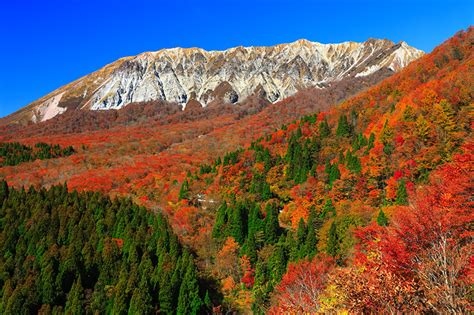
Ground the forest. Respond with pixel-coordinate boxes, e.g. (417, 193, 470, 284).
(0, 182, 208, 314)
(171, 27, 473, 312)
(0, 142, 74, 167)
(0, 27, 472, 313)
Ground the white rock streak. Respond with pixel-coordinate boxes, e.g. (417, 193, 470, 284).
(33, 92, 67, 122)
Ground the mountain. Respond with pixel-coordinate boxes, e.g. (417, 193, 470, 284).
(1, 27, 471, 314)
(180, 27, 472, 313)
(3, 38, 423, 125)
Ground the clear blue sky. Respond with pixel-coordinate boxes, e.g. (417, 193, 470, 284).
(0, 0, 472, 118)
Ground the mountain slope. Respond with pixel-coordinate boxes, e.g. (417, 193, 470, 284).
(167, 27, 472, 312)
(2, 39, 423, 125)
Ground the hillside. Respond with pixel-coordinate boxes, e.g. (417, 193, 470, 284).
(168, 27, 472, 312)
(0, 27, 471, 314)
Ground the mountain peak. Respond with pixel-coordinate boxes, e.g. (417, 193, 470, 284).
(3, 38, 424, 125)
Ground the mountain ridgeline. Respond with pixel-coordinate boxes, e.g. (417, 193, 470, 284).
(2, 38, 423, 125)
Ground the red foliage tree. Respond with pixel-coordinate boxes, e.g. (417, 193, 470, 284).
(270, 255, 335, 313)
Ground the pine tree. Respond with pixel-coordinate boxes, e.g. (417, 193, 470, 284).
(319, 118, 331, 138)
(296, 126, 303, 138)
(264, 203, 280, 244)
(0, 180, 9, 202)
(346, 150, 362, 174)
(416, 115, 430, 144)
(269, 244, 287, 284)
(296, 218, 307, 245)
(128, 279, 152, 314)
(396, 180, 408, 205)
(296, 218, 307, 258)
(177, 260, 202, 315)
(261, 180, 272, 200)
(326, 221, 338, 257)
(325, 159, 332, 175)
(365, 132, 375, 154)
(203, 290, 212, 311)
(178, 179, 190, 200)
(320, 198, 336, 218)
(212, 202, 228, 239)
(65, 278, 84, 315)
(328, 164, 341, 186)
(304, 209, 319, 258)
(158, 272, 173, 314)
(230, 204, 245, 244)
(244, 232, 257, 263)
(377, 209, 389, 226)
(336, 114, 351, 137)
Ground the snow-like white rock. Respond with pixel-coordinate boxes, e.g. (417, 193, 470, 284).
(29, 39, 424, 122)
(32, 92, 67, 122)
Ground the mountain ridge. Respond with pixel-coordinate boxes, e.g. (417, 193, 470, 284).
(2, 38, 423, 125)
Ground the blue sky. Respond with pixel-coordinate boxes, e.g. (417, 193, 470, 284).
(0, 0, 472, 118)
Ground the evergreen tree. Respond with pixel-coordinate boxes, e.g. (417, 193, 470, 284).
(304, 209, 319, 258)
(416, 115, 430, 144)
(336, 114, 351, 137)
(212, 202, 228, 239)
(296, 218, 307, 245)
(0, 180, 8, 202)
(264, 203, 280, 244)
(178, 179, 190, 200)
(346, 150, 362, 174)
(0, 182, 206, 313)
(328, 164, 341, 186)
(203, 290, 212, 311)
(158, 272, 173, 314)
(320, 199, 336, 218)
(319, 118, 331, 138)
(326, 221, 338, 257)
(128, 280, 152, 314)
(230, 204, 246, 244)
(64, 278, 84, 315)
(396, 180, 409, 205)
(269, 243, 287, 284)
(364, 132, 376, 155)
(244, 232, 257, 263)
(177, 260, 202, 315)
(377, 209, 389, 226)
(296, 218, 307, 258)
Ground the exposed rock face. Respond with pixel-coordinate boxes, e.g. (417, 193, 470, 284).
(3, 39, 423, 124)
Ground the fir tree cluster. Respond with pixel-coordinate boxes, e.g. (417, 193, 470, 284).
(0, 182, 206, 314)
(0, 142, 75, 167)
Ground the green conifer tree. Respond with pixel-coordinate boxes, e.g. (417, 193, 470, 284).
(326, 221, 338, 257)
(377, 209, 389, 226)
(65, 278, 84, 315)
(396, 180, 409, 205)
(178, 179, 190, 200)
(212, 202, 228, 239)
(336, 115, 351, 137)
(319, 118, 331, 138)
(264, 203, 280, 244)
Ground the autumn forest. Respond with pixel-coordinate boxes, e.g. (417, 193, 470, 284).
(0, 26, 472, 314)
